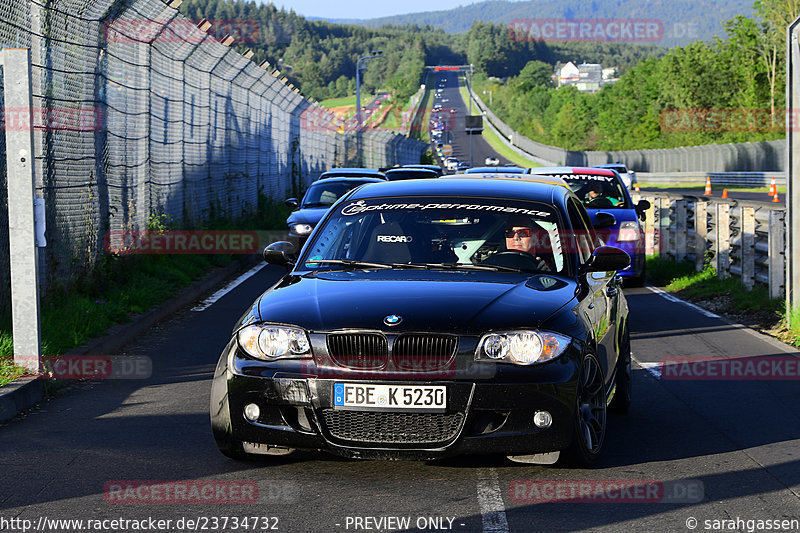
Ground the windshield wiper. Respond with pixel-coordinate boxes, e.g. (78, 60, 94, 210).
(416, 262, 525, 273)
(303, 259, 393, 270)
(301, 202, 333, 208)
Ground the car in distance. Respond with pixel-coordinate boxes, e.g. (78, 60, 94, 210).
(211, 175, 632, 467)
(384, 168, 440, 181)
(526, 167, 649, 285)
(285, 176, 386, 249)
(401, 164, 444, 177)
(316, 168, 387, 181)
(593, 163, 637, 190)
(455, 162, 470, 172)
(485, 156, 500, 166)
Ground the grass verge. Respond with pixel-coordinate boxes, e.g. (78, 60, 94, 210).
(0, 196, 292, 385)
(644, 255, 795, 345)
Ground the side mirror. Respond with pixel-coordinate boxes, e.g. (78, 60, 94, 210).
(285, 198, 299, 209)
(636, 200, 651, 212)
(584, 245, 631, 273)
(593, 212, 617, 229)
(263, 241, 297, 268)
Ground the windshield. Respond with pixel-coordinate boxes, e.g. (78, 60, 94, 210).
(299, 197, 568, 275)
(301, 180, 372, 207)
(540, 174, 628, 209)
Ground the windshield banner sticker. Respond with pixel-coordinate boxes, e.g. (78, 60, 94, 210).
(341, 200, 552, 218)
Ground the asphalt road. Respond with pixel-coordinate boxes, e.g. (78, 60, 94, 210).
(1, 261, 799, 533)
(432, 72, 514, 170)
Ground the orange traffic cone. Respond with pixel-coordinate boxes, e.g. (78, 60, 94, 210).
(773, 192, 781, 203)
(721, 188, 728, 199)
(768, 176, 777, 196)
(704, 176, 712, 196)
(634, 182, 641, 193)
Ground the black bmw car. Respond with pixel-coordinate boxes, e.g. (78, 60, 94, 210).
(211, 175, 632, 467)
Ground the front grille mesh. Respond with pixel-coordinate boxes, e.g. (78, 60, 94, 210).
(327, 333, 388, 369)
(326, 333, 457, 371)
(321, 410, 464, 444)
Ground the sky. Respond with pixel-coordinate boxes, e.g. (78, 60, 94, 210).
(266, 0, 487, 20)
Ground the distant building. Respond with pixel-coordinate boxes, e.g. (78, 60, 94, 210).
(558, 62, 616, 93)
(558, 62, 580, 86)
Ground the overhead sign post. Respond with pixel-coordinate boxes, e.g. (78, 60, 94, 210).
(787, 17, 800, 325)
(4, 48, 43, 372)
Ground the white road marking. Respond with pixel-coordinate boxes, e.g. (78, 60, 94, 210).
(633, 356, 662, 380)
(191, 263, 266, 311)
(477, 469, 509, 533)
(645, 285, 720, 318)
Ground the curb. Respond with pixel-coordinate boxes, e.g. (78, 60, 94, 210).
(0, 255, 262, 424)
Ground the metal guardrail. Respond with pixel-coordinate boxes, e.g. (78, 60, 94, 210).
(636, 192, 785, 298)
(639, 172, 786, 187)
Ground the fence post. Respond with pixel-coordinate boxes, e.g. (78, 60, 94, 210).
(741, 206, 755, 291)
(694, 201, 707, 271)
(4, 49, 42, 372)
(716, 203, 731, 279)
(675, 199, 687, 262)
(769, 210, 785, 299)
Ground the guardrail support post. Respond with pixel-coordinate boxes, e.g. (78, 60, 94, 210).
(741, 206, 755, 291)
(659, 197, 672, 258)
(770, 210, 785, 299)
(694, 201, 707, 271)
(644, 195, 656, 256)
(716, 203, 731, 279)
(675, 199, 687, 262)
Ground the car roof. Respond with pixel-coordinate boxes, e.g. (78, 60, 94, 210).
(345, 174, 572, 205)
(527, 166, 618, 178)
(465, 166, 525, 174)
(594, 163, 628, 169)
(309, 176, 386, 185)
(384, 168, 440, 179)
(319, 168, 387, 179)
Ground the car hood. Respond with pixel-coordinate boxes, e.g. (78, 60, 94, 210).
(254, 271, 577, 334)
(286, 207, 329, 226)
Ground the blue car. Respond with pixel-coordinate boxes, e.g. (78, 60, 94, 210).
(526, 167, 649, 285)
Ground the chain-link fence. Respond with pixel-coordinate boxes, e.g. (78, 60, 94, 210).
(0, 0, 427, 316)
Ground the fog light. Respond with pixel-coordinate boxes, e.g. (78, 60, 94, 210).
(533, 410, 552, 428)
(244, 403, 260, 422)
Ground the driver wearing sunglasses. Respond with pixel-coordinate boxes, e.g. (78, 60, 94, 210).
(503, 217, 553, 271)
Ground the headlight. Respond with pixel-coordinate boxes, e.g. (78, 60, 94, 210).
(237, 324, 312, 360)
(290, 223, 313, 236)
(617, 221, 641, 242)
(476, 330, 571, 365)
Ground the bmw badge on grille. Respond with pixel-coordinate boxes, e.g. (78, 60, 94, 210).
(383, 315, 402, 326)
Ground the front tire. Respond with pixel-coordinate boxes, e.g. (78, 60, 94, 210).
(561, 353, 607, 468)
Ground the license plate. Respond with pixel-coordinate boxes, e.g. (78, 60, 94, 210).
(333, 383, 446, 411)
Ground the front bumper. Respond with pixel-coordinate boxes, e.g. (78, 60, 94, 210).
(211, 342, 582, 460)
